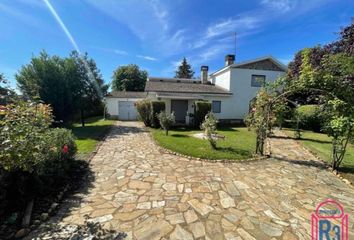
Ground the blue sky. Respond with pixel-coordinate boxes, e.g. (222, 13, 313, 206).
(0, 0, 353, 91)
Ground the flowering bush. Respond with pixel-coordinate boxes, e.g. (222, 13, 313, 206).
(0, 101, 53, 172)
(201, 112, 218, 149)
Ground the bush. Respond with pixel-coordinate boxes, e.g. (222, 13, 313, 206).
(157, 112, 175, 135)
(0, 101, 78, 226)
(194, 101, 211, 127)
(136, 100, 152, 126)
(295, 105, 324, 132)
(201, 112, 218, 149)
(0, 101, 53, 172)
(150, 101, 165, 128)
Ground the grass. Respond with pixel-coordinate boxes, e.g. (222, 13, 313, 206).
(70, 116, 116, 154)
(283, 129, 354, 183)
(151, 127, 256, 160)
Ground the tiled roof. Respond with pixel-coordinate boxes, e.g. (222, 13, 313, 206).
(145, 80, 231, 95)
(106, 91, 147, 98)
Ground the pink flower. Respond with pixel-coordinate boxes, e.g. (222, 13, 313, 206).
(251, 107, 256, 112)
(62, 145, 69, 154)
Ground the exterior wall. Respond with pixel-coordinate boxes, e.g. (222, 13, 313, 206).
(106, 97, 143, 118)
(229, 68, 285, 119)
(211, 69, 231, 90)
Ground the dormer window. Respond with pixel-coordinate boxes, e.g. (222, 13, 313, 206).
(251, 75, 265, 87)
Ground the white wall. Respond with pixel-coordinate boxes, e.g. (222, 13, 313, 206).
(229, 68, 285, 119)
(211, 69, 231, 90)
(106, 98, 143, 117)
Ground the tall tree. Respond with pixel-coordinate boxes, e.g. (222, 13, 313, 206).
(16, 50, 106, 124)
(175, 57, 194, 79)
(0, 74, 15, 104)
(111, 64, 147, 91)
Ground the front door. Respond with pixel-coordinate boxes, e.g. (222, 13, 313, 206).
(171, 100, 188, 124)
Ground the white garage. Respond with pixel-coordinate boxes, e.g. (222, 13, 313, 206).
(105, 91, 147, 120)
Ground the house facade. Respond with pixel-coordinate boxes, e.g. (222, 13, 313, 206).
(106, 55, 287, 123)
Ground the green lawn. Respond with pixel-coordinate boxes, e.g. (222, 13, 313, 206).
(283, 129, 354, 178)
(70, 117, 116, 154)
(151, 127, 256, 160)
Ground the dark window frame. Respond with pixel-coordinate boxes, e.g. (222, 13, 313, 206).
(212, 100, 221, 113)
(251, 74, 266, 87)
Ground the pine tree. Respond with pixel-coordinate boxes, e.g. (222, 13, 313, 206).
(175, 57, 195, 79)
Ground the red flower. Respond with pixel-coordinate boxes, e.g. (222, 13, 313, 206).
(62, 145, 69, 154)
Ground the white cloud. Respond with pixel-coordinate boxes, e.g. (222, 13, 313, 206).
(137, 55, 157, 61)
(206, 16, 259, 39)
(261, 0, 294, 13)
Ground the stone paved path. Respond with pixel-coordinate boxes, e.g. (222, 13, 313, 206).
(31, 122, 354, 239)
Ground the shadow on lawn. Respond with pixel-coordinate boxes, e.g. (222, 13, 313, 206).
(170, 133, 189, 138)
(270, 135, 331, 144)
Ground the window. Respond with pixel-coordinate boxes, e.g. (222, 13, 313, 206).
(251, 75, 266, 87)
(212, 101, 221, 113)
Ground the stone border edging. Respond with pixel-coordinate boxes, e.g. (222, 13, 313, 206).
(280, 130, 353, 189)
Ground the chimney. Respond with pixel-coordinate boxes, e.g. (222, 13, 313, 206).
(225, 54, 235, 66)
(200, 66, 209, 84)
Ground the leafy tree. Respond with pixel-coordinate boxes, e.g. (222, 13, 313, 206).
(175, 57, 195, 79)
(70, 51, 108, 126)
(0, 74, 16, 105)
(111, 64, 147, 91)
(16, 51, 106, 125)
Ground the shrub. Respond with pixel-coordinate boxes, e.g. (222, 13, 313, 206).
(37, 128, 77, 190)
(194, 101, 211, 127)
(201, 112, 218, 149)
(0, 101, 78, 225)
(150, 101, 166, 128)
(136, 100, 152, 126)
(0, 101, 53, 172)
(157, 112, 175, 135)
(295, 105, 324, 132)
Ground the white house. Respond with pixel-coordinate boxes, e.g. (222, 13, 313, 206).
(106, 55, 287, 123)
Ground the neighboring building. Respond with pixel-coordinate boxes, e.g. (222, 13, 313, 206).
(106, 55, 287, 123)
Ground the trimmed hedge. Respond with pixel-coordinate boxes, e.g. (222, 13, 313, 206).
(150, 101, 166, 128)
(194, 101, 211, 127)
(136, 100, 152, 126)
(295, 105, 324, 132)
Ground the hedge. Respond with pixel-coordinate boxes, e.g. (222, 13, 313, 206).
(150, 101, 166, 128)
(136, 100, 152, 126)
(295, 105, 324, 132)
(194, 101, 211, 127)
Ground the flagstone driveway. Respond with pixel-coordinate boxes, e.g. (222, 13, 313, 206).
(35, 121, 354, 239)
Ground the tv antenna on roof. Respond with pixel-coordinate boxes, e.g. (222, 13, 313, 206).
(234, 32, 237, 56)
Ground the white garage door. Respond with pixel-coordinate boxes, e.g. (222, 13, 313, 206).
(118, 101, 138, 120)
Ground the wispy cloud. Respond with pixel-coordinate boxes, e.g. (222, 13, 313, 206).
(137, 55, 157, 61)
(206, 16, 259, 39)
(91, 46, 128, 56)
(261, 0, 294, 13)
